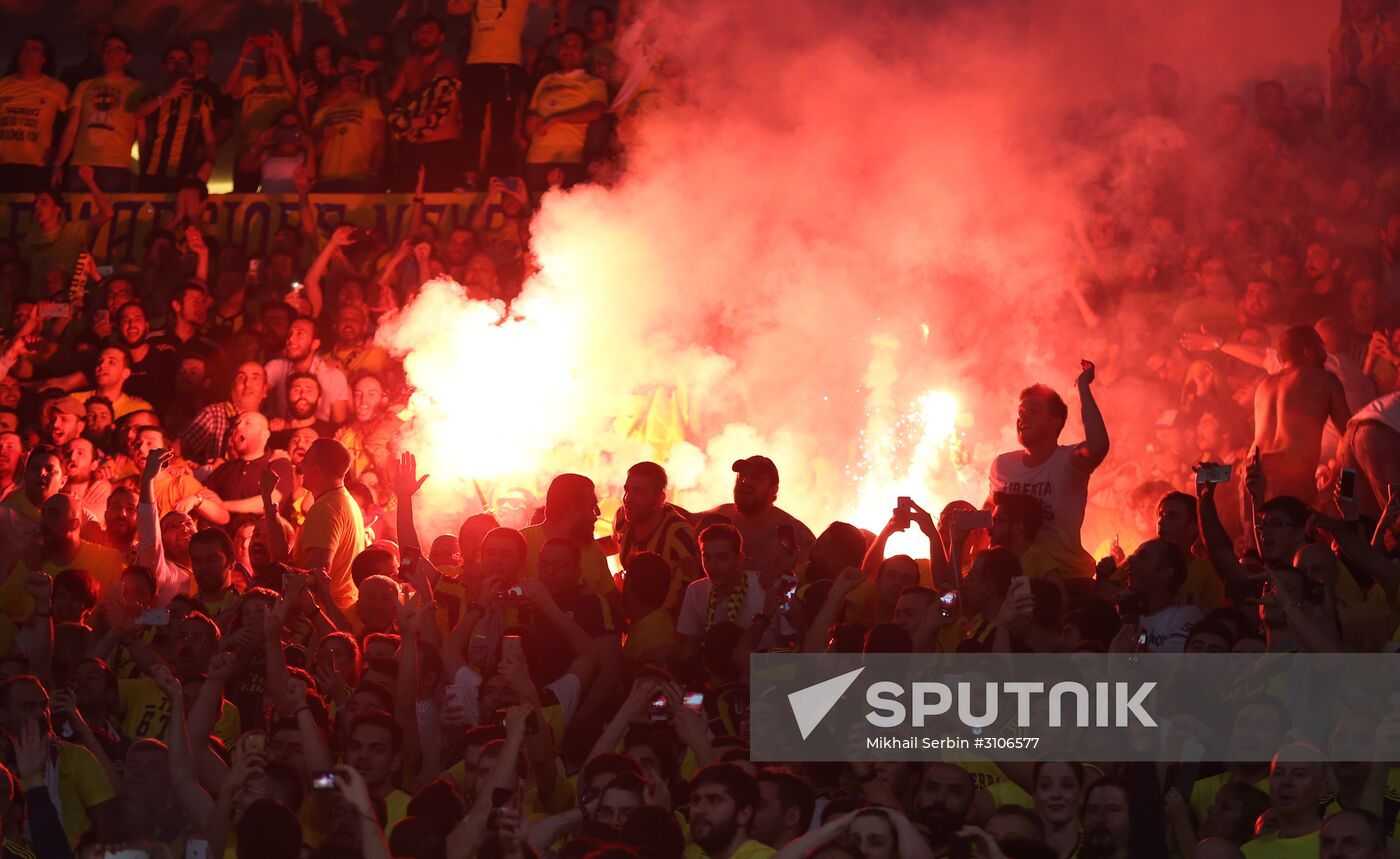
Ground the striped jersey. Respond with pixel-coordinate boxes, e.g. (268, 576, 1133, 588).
(140, 89, 213, 179)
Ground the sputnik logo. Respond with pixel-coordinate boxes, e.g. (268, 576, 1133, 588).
(788, 667, 865, 740)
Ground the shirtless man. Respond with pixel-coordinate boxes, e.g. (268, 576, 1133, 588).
(987, 361, 1109, 578)
(1251, 326, 1351, 503)
(701, 456, 815, 578)
(386, 16, 463, 192)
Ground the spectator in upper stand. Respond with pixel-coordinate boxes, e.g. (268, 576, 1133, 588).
(584, 4, 618, 49)
(265, 318, 351, 426)
(988, 491, 1054, 578)
(0, 492, 122, 622)
(238, 110, 314, 195)
(1241, 744, 1327, 858)
(702, 456, 815, 578)
(0, 35, 69, 194)
(62, 437, 109, 523)
(226, 32, 299, 194)
(43, 395, 85, 448)
(523, 29, 608, 191)
(113, 302, 179, 410)
(268, 373, 335, 450)
(1251, 326, 1352, 502)
(1117, 538, 1201, 653)
(1080, 779, 1132, 859)
(612, 461, 698, 579)
(521, 473, 613, 597)
(385, 16, 464, 193)
(51, 33, 145, 193)
(311, 67, 386, 193)
(150, 283, 221, 364)
(19, 173, 112, 293)
(1154, 491, 1224, 610)
(327, 302, 392, 381)
(204, 412, 293, 520)
(293, 438, 366, 610)
(1319, 809, 1388, 859)
(989, 362, 1108, 580)
(130, 426, 227, 525)
(686, 763, 773, 859)
(181, 361, 268, 466)
(72, 347, 154, 421)
(134, 44, 216, 194)
(337, 373, 398, 486)
(187, 36, 234, 147)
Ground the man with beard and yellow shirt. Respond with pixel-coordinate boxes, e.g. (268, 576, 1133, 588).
(0, 36, 68, 193)
(53, 34, 147, 193)
(312, 70, 385, 192)
(524, 29, 607, 190)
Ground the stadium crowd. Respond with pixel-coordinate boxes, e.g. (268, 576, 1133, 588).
(0, 0, 1399, 858)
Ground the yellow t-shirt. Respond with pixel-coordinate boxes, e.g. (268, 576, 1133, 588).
(1241, 830, 1319, 858)
(684, 839, 775, 859)
(312, 92, 384, 182)
(236, 74, 295, 150)
(1183, 554, 1225, 612)
(466, 0, 531, 66)
(526, 71, 608, 165)
(72, 388, 155, 420)
(56, 740, 116, 846)
(20, 219, 90, 291)
(521, 525, 614, 597)
(69, 76, 147, 168)
(117, 675, 242, 747)
(622, 608, 675, 667)
(0, 74, 69, 166)
(294, 486, 367, 609)
(1190, 771, 1270, 826)
(385, 788, 411, 833)
(143, 470, 207, 519)
(0, 540, 124, 621)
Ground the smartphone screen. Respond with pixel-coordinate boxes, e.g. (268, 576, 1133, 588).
(1339, 468, 1357, 500)
(776, 524, 796, 553)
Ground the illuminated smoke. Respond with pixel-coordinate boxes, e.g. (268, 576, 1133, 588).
(379, 0, 1329, 550)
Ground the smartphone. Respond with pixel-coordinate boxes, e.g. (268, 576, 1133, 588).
(501, 177, 524, 195)
(399, 548, 419, 579)
(136, 608, 170, 626)
(1196, 463, 1232, 484)
(776, 524, 796, 553)
(1339, 468, 1357, 501)
(682, 691, 704, 714)
(951, 509, 993, 531)
(185, 839, 209, 859)
(939, 591, 956, 618)
(894, 496, 913, 528)
(1156, 408, 1178, 427)
(311, 772, 337, 790)
(777, 575, 799, 614)
(503, 584, 523, 598)
(1224, 577, 1265, 602)
(649, 695, 669, 721)
(491, 787, 514, 809)
(242, 733, 266, 756)
(95, 265, 113, 277)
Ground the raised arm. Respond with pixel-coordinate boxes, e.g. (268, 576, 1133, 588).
(152, 664, 217, 829)
(1071, 360, 1109, 472)
(259, 470, 290, 563)
(304, 225, 357, 320)
(1196, 476, 1245, 580)
(393, 451, 428, 558)
(800, 566, 863, 653)
(51, 105, 78, 186)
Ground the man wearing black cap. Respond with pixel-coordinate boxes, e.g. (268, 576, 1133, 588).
(702, 456, 815, 577)
(521, 473, 616, 597)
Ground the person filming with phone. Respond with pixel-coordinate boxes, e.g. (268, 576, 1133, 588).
(988, 361, 1109, 580)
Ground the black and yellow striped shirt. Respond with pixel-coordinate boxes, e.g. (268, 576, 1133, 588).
(140, 89, 212, 179)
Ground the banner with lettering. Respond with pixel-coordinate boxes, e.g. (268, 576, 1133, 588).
(0, 193, 484, 265)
